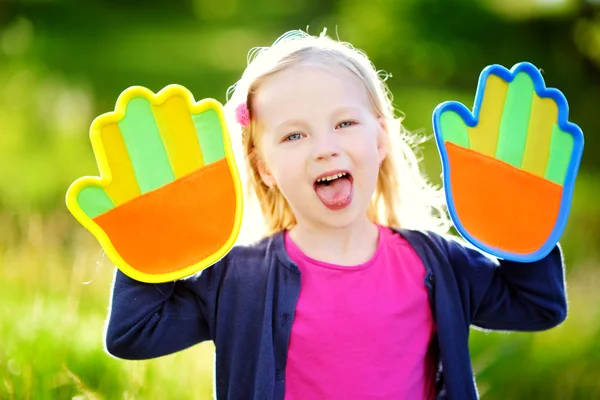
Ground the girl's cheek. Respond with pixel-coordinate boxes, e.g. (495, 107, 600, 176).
(354, 141, 379, 161)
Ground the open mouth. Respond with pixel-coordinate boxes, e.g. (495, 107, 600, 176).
(313, 171, 354, 210)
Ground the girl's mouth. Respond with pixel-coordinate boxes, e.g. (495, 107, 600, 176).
(313, 171, 354, 210)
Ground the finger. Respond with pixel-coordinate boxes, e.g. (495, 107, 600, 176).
(151, 90, 205, 178)
(76, 184, 114, 219)
(469, 73, 508, 158)
(520, 95, 557, 178)
(495, 71, 535, 168)
(436, 103, 470, 148)
(192, 107, 226, 165)
(95, 122, 141, 205)
(545, 123, 574, 185)
(118, 96, 175, 194)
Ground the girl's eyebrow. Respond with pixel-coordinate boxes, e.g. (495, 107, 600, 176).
(335, 106, 361, 113)
(275, 119, 306, 130)
(332, 106, 365, 117)
(272, 106, 365, 130)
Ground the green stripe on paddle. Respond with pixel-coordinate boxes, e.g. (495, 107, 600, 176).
(118, 97, 175, 193)
(495, 72, 534, 168)
(77, 186, 114, 219)
(192, 109, 226, 165)
(545, 124, 574, 186)
(440, 111, 470, 149)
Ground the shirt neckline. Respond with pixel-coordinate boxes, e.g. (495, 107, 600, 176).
(283, 224, 388, 271)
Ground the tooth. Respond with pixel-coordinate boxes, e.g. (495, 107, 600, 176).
(317, 172, 348, 183)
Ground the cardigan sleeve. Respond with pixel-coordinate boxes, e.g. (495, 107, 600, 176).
(104, 262, 222, 360)
(442, 236, 568, 331)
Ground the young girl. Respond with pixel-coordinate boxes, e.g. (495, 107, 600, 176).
(104, 30, 567, 400)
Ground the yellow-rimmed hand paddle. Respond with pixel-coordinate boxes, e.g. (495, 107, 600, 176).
(66, 85, 243, 283)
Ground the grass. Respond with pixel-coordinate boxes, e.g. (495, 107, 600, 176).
(468, 266, 600, 399)
(0, 213, 215, 400)
(1, 189, 599, 399)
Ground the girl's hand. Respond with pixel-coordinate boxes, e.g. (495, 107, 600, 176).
(66, 85, 243, 283)
(433, 62, 584, 262)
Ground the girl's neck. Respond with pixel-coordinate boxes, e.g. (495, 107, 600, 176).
(287, 217, 381, 266)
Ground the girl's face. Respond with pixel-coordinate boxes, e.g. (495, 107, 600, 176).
(254, 64, 387, 230)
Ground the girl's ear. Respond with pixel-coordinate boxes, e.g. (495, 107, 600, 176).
(377, 117, 389, 165)
(255, 152, 276, 188)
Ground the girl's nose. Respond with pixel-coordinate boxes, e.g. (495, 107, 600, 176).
(312, 132, 340, 161)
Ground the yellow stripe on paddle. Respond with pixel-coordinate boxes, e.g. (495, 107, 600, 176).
(99, 123, 141, 205)
(521, 94, 556, 178)
(152, 94, 205, 178)
(468, 74, 508, 157)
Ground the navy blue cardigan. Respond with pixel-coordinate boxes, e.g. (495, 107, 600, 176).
(104, 229, 567, 399)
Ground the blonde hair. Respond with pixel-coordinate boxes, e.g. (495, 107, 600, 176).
(225, 29, 450, 241)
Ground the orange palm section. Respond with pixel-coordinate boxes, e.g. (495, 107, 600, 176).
(445, 142, 562, 254)
(93, 158, 236, 275)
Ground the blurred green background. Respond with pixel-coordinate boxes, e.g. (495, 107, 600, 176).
(1, 0, 599, 399)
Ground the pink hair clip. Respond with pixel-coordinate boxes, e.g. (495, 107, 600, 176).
(235, 102, 250, 127)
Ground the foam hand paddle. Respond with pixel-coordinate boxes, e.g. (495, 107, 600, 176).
(433, 62, 584, 262)
(66, 85, 243, 283)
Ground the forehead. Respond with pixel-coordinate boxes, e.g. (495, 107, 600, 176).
(253, 63, 372, 125)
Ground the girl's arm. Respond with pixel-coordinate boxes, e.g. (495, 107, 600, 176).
(104, 264, 220, 360)
(443, 236, 567, 331)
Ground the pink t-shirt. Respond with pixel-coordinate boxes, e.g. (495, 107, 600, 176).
(283, 225, 437, 400)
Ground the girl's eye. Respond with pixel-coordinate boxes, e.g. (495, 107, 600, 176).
(284, 133, 303, 141)
(337, 120, 355, 129)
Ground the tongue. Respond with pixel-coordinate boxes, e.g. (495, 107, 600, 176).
(314, 177, 353, 209)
